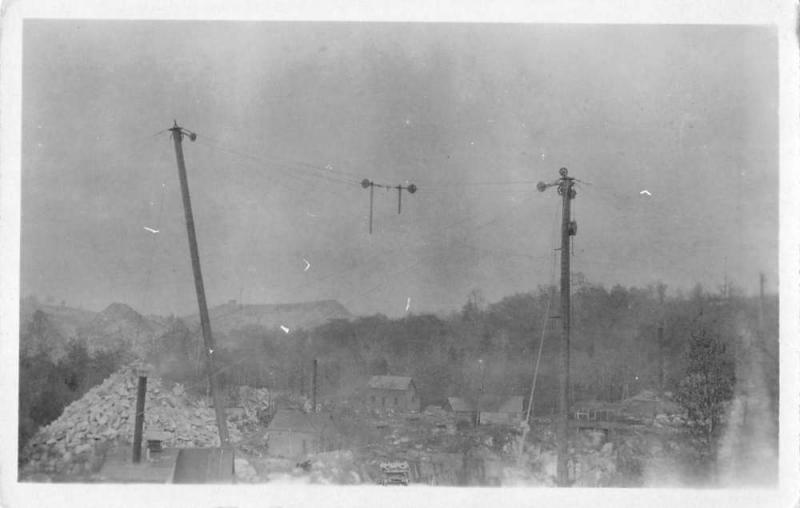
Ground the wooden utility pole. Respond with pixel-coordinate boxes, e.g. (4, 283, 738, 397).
(538, 167, 576, 487)
(361, 179, 375, 234)
(657, 283, 666, 395)
(758, 272, 765, 337)
(169, 121, 230, 446)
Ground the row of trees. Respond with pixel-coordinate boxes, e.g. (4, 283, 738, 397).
(19, 278, 778, 471)
(18, 312, 125, 453)
(144, 279, 776, 426)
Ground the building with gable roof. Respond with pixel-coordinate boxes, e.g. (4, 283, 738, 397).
(366, 375, 420, 412)
(445, 395, 524, 425)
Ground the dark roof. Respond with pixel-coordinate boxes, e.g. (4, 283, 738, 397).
(266, 409, 328, 433)
(447, 395, 523, 413)
(367, 375, 414, 391)
(446, 397, 473, 412)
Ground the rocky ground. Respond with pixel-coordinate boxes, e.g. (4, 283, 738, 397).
(20, 365, 694, 487)
(278, 400, 693, 487)
(18, 363, 271, 481)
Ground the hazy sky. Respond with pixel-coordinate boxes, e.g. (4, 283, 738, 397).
(21, 21, 777, 316)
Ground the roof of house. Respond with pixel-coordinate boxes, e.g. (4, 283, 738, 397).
(266, 409, 329, 433)
(367, 375, 414, 391)
(447, 395, 524, 413)
(447, 397, 474, 412)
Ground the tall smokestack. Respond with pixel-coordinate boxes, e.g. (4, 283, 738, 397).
(657, 325, 664, 395)
(312, 359, 318, 413)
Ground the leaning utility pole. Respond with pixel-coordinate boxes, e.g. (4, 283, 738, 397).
(758, 272, 765, 337)
(657, 283, 666, 396)
(538, 167, 577, 487)
(169, 121, 230, 446)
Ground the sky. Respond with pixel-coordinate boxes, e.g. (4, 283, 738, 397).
(20, 21, 778, 317)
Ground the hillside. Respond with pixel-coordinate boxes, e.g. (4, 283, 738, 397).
(19, 299, 97, 361)
(20, 300, 97, 362)
(19, 298, 354, 360)
(19, 300, 166, 360)
(81, 303, 167, 357)
(182, 299, 353, 337)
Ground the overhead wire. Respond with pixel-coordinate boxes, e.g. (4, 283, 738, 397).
(187, 129, 555, 193)
(180, 193, 538, 381)
(180, 173, 568, 338)
(194, 125, 366, 180)
(191, 139, 340, 204)
(184, 193, 532, 337)
(170, 130, 558, 310)
(145, 127, 601, 385)
(524, 196, 561, 425)
(193, 133, 363, 187)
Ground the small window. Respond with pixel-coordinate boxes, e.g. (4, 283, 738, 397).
(371, 395, 375, 404)
(382, 397, 386, 407)
(394, 397, 398, 406)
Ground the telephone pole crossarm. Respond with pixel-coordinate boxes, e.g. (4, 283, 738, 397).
(361, 179, 417, 232)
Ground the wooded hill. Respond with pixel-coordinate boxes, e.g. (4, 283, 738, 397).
(18, 279, 778, 457)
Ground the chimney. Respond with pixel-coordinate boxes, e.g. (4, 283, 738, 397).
(132, 374, 147, 463)
(312, 359, 318, 413)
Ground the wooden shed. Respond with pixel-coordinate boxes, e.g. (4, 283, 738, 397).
(366, 375, 420, 412)
(445, 395, 524, 425)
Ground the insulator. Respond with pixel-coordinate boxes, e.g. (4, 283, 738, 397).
(361, 179, 372, 189)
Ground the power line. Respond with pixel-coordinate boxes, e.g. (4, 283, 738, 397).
(193, 136, 361, 189)
(192, 133, 363, 184)
(172, 130, 560, 193)
(178, 176, 566, 393)
(417, 179, 542, 188)
(182, 194, 533, 337)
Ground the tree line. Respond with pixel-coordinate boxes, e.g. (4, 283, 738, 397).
(19, 278, 778, 462)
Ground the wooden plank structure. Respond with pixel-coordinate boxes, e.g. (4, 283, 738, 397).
(98, 447, 180, 483)
(172, 448, 235, 484)
(97, 446, 235, 483)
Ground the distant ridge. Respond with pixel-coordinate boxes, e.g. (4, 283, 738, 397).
(20, 298, 96, 342)
(182, 299, 353, 335)
(20, 298, 354, 358)
(83, 302, 166, 356)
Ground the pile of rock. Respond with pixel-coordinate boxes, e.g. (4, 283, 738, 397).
(573, 442, 618, 486)
(19, 365, 269, 480)
(233, 456, 260, 483)
(307, 450, 363, 484)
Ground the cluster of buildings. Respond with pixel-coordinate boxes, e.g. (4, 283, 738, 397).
(263, 375, 525, 459)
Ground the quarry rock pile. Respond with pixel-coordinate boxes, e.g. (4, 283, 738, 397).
(20, 365, 271, 480)
(234, 457, 260, 483)
(308, 450, 363, 484)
